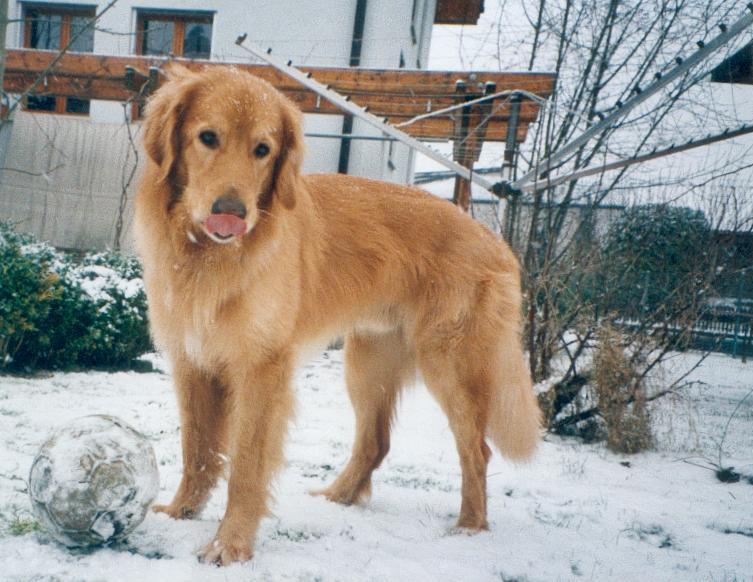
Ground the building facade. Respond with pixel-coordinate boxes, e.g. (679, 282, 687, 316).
(1, 0, 481, 249)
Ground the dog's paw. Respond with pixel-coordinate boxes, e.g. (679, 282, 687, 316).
(152, 502, 197, 520)
(198, 535, 253, 566)
(309, 485, 355, 505)
(308, 486, 330, 498)
(309, 481, 371, 506)
(451, 516, 489, 533)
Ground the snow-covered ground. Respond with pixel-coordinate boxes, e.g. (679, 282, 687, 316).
(0, 350, 751, 581)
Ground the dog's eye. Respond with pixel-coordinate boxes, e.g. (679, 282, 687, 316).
(199, 130, 219, 148)
(254, 143, 270, 158)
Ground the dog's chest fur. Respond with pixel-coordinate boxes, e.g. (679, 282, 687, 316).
(149, 252, 296, 369)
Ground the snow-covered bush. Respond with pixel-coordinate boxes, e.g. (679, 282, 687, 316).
(0, 223, 151, 371)
(69, 252, 151, 366)
(0, 227, 59, 368)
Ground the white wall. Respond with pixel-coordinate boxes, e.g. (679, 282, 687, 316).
(6, 0, 436, 183)
(2, 0, 439, 250)
(347, 0, 436, 184)
(0, 113, 141, 250)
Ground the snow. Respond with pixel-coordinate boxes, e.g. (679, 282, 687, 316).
(0, 350, 751, 581)
(73, 266, 144, 303)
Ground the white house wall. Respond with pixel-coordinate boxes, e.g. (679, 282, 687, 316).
(0, 112, 142, 250)
(343, 0, 435, 185)
(6, 0, 436, 158)
(2, 0, 438, 249)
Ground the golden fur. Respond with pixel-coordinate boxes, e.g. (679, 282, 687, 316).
(134, 65, 540, 565)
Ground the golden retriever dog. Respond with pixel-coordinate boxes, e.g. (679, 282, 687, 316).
(134, 64, 540, 565)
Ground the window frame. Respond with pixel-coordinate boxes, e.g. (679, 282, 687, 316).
(134, 10, 213, 59)
(22, 3, 96, 116)
(132, 10, 213, 119)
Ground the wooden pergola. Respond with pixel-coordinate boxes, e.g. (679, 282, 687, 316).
(3, 49, 556, 209)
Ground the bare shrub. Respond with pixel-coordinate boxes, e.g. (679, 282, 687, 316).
(489, 0, 752, 441)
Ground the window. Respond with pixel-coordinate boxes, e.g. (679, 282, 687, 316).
(23, 5, 95, 115)
(132, 11, 213, 119)
(136, 12, 213, 59)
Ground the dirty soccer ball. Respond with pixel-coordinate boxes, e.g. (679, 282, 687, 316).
(28, 415, 159, 548)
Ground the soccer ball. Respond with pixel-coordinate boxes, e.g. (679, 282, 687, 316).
(28, 415, 159, 548)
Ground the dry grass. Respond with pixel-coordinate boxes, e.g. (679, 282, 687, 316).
(593, 325, 653, 454)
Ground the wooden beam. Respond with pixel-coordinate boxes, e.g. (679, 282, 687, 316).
(3, 49, 555, 143)
(4, 70, 545, 122)
(407, 119, 529, 141)
(4, 50, 555, 96)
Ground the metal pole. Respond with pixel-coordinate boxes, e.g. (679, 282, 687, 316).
(235, 38, 499, 196)
(518, 123, 753, 192)
(733, 268, 744, 358)
(0, 0, 8, 101)
(0, 0, 10, 173)
(502, 94, 521, 240)
(338, 0, 368, 174)
(305, 132, 399, 142)
(511, 6, 753, 189)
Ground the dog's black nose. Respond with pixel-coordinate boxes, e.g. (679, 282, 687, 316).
(211, 194, 247, 219)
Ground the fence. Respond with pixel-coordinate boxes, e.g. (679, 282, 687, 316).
(618, 302, 753, 358)
(692, 302, 753, 357)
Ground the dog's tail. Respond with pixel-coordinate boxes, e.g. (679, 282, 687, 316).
(486, 325, 541, 462)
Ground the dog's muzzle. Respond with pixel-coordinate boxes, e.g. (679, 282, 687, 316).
(204, 193, 248, 240)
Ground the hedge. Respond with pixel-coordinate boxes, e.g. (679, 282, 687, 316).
(0, 223, 151, 371)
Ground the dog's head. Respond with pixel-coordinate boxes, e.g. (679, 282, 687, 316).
(142, 65, 304, 244)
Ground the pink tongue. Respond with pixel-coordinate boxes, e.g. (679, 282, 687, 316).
(204, 213, 247, 237)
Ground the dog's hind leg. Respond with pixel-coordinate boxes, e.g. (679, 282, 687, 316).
(417, 340, 492, 531)
(314, 329, 413, 505)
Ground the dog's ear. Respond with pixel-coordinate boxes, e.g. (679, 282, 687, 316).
(272, 98, 305, 210)
(142, 65, 198, 184)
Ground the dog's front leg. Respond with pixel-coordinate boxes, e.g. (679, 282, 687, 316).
(154, 357, 228, 519)
(199, 353, 294, 566)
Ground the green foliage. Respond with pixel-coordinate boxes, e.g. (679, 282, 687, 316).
(7, 515, 41, 537)
(0, 506, 42, 537)
(598, 205, 712, 318)
(0, 223, 151, 371)
(67, 252, 151, 367)
(0, 228, 59, 367)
